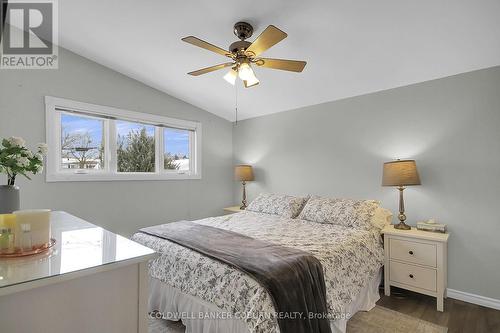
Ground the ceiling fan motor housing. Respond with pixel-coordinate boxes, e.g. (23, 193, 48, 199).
(229, 40, 252, 54)
(233, 22, 253, 40)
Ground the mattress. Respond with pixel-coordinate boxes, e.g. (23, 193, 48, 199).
(148, 269, 382, 333)
(132, 211, 385, 333)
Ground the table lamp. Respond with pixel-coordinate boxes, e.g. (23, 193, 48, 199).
(382, 160, 421, 230)
(234, 165, 254, 209)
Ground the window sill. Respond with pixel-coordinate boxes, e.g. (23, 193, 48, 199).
(46, 172, 202, 182)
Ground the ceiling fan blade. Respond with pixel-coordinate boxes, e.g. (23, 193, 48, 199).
(245, 25, 287, 57)
(255, 58, 306, 72)
(187, 62, 234, 76)
(181, 36, 232, 58)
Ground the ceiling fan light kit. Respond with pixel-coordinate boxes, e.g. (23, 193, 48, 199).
(182, 22, 306, 88)
(223, 68, 238, 85)
(244, 74, 259, 88)
(238, 61, 253, 80)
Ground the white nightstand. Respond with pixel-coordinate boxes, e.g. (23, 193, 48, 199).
(382, 225, 449, 311)
(223, 206, 244, 214)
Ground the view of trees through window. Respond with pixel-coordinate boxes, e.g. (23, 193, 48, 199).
(116, 121, 155, 173)
(60, 113, 192, 173)
(61, 113, 104, 170)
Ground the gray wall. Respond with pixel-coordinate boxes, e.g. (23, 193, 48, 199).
(0, 46, 234, 236)
(1, 42, 499, 300)
(233, 67, 500, 299)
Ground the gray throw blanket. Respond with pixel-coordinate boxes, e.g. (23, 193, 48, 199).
(140, 221, 332, 333)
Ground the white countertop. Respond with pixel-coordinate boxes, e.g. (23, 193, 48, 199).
(0, 211, 155, 295)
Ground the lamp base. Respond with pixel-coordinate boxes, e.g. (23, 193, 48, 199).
(394, 222, 411, 230)
(240, 181, 247, 210)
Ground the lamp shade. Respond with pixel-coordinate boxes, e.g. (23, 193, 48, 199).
(234, 165, 254, 181)
(382, 160, 421, 186)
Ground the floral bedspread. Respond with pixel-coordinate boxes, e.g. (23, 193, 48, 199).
(132, 211, 384, 333)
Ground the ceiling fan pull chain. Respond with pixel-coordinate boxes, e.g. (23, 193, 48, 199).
(234, 83, 238, 125)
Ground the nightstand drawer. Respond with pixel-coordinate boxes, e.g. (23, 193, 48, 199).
(390, 261, 437, 292)
(390, 238, 436, 267)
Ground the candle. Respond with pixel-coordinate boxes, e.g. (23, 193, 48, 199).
(13, 210, 51, 248)
(0, 214, 17, 229)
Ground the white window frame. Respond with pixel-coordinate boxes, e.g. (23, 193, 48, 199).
(45, 96, 202, 182)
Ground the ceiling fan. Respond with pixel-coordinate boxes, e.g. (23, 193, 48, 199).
(181, 22, 307, 88)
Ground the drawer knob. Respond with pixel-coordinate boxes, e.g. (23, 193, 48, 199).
(408, 250, 414, 255)
(409, 274, 414, 279)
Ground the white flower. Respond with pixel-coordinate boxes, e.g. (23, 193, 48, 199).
(34, 164, 44, 174)
(17, 156, 30, 167)
(37, 143, 48, 155)
(8, 136, 26, 147)
(35, 153, 43, 161)
(25, 150, 34, 158)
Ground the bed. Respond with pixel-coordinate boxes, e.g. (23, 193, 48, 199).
(132, 195, 387, 333)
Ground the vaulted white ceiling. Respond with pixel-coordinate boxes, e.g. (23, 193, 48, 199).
(59, 0, 500, 121)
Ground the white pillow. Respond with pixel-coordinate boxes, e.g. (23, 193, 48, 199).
(371, 207, 393, 230)
(246, 193, 309, 218)
(297, 196, 381, 229)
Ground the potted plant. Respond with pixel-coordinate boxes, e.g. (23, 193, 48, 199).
(0, 137, 47, 213)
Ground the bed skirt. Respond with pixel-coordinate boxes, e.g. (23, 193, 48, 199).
(148, 268, 382, 333)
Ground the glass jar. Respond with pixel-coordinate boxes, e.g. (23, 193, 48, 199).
(0, 228, 15, 254)
(20, 223, 33, 252)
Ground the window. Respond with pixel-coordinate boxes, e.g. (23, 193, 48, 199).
(45, 96, 201, 181)
(61, 113, 105, 170)
(116, 120, 156, 173)
(164, 128, 191, 172)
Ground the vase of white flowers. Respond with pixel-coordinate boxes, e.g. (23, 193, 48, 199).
(0, 137, 48, 213)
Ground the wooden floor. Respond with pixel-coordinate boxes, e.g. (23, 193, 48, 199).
(377, 287, 500, 333)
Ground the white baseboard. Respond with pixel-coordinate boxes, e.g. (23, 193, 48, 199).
(447, 288, 500, 310)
